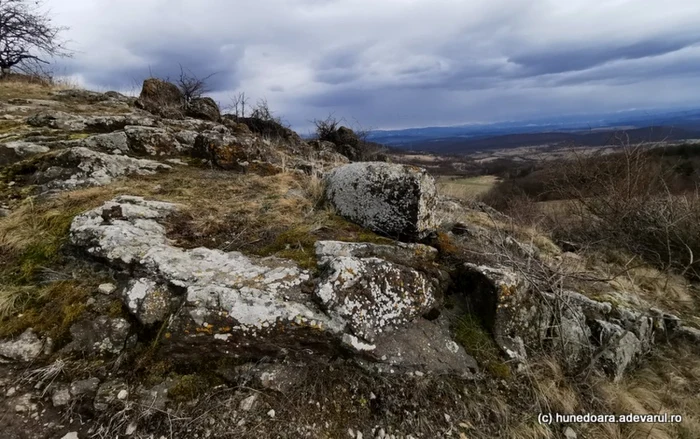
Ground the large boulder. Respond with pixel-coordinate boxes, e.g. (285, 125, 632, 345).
(135, 78, 184, 119)
(186, 97, 221, 122)
(324, 163, 438, 240)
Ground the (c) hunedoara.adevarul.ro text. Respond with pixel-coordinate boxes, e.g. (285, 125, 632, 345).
(538, 413, 683, 425)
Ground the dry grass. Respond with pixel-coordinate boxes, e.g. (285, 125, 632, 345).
(437, 175, 499, 200)
(0, 77, 56, 100)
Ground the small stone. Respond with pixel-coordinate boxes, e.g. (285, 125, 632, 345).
(6, 387, 17, 397)
(98, 283, 117, 295)
(239, 394, 258, 412)
(61, 433, 79, 439)
(267, 409, 276, 418)
(444, 413, 451, 423)
(125, 422, 137, 435)
(70, 377, 100, 396)
(356, 432, 363, 439)
(52, 388, 71, 407)
(376, 428, 386, 438)
(117, 389, 128, 400)
(564, 427, 577, 439)
(348, 428, 355, 438)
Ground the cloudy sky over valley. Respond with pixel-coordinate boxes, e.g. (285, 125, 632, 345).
(50, 0, 700, 131)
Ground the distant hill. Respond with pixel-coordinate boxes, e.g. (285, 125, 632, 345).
(369, 108, 700, 153)
(393, 126, 700, 154)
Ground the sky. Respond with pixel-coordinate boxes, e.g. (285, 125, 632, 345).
(46, 0, 700, 132)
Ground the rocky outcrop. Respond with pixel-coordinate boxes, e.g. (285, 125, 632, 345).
(315, 241, 443, 342)
(69, 196, 341, 362)
(324, 163, 438, 240)
(124, 125, 183, 156)
(191, 130, 281, 173)
(27, 111, 158, 133)
(458, 263, 679, 378)
(14, 147, 171, 191)
(135, 78, 184, 119)
(0, 141, 50, 166)
(81, 132, 130, 154)
(186, 97, 221, 122)
(67, 196, 473, 374)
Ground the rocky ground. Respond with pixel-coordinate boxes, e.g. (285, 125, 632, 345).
(0, 78, 699, 439)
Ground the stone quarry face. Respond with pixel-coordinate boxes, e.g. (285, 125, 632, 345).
(324, 162, 438, 240)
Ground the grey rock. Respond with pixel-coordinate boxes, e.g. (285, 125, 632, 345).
(186, 97, 221, 122)
(51, 387, 71, 407)
(371, 319, 478, 373)
(316, 243, 439, 342)
(27, 111, 88, 131)
(135, 78, 185, 119)
(138, 379, 172, 413)
(124, 125, 183, 156)
(94, 380, 129, 411)
(0, 329, 47, 362)
(81, 131, 129, 154)
(324, 162, 438, 240)
(563, 426, 577, 439)
(33, 147, 170, 190)
(315, 240, 438, 268)
(172, 129, 199, 147)
(593, 320, 643, 382)
(677, 325, 700, 343)
(551, 306, 592, 370)
(122, 278, 173, 325)
(459, 264, 538, 360)
(0, 208, 9, 217)
(239, 394, 258, 411)
(70, 196, 341, 360)
(2, 141, 50, 157)
(70, 377, 100, 397)
(97, 283, 117, 295)
(257, 364, 304, 393)
(64, 316, 131, 355)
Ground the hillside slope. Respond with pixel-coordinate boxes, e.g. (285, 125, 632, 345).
(0, 78, 698, 439)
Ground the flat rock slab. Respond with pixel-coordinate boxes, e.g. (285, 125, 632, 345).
(19, 147, 170, 191)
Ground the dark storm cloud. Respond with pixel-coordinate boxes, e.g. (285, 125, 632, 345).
(49, 0, 700, 130)
(510, 37, 700, 76)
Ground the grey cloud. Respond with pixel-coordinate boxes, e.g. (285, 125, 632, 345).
(48, 0, 700, 130)
(510, 37, 700, 76)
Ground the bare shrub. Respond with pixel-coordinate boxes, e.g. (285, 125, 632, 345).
(312, 114, 386, 161)
(176, 64, 216, 105)
(551, 144, 700, 278)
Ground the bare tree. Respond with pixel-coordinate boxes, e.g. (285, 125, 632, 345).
(229, 91, 249, 117)
(250, 98, 275, 121)
(0, 0, 70, 77)
(176, 64, 216, 104)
